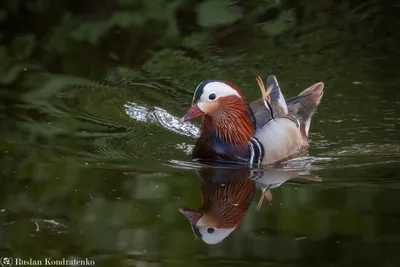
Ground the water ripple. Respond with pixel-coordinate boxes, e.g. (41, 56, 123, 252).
(124, 101, 199, 138)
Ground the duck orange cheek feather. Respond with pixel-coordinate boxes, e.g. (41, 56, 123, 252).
(180, 105, 204, 123)
(201, 101, 220, 115)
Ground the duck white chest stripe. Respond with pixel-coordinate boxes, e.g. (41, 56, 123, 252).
(249, 137, 264, 167)
(248, 141, 255, 167)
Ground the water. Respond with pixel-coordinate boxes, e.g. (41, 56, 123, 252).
(1, 1, 400, 267)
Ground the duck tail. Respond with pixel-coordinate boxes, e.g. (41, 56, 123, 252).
(286, 82, 324, 137)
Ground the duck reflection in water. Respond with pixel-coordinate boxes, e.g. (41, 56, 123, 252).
(179, 167, 321, 244)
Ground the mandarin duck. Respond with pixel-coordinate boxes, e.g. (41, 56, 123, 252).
(179, 167, 321, 244)
(180, 75, 324, 167)
(179, 167, 256, 244)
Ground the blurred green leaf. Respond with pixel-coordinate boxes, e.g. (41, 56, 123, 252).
(71, 11, 146, 45)
(197, 0, 242, 27)
(44, 14, 77, 54)
(5, 0, 21, 14)
(260, 9, 295, 36)
(117, 0, 138, 7)
(0, 46, 9, 63)
(142, 0, 167, 19)
(0, 9, 7, 22)
(10, 34, 37, 60)
(26, 0, 50, 14)
(162, 0, 184, 40)
(110, 11, 145, 28)
(0, 64, 41, 84)
(71, 21, 110, 45)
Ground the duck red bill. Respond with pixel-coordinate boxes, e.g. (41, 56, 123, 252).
(180, 105, 204, 123)
(178, 208, 203, 224)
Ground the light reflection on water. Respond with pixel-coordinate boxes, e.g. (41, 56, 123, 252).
(124, 101, 200, 138)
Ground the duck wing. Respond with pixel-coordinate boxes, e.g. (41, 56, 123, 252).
(250, 75, 288, 129)
(267, 75, 288, 117)
(286, 82, 324, 136)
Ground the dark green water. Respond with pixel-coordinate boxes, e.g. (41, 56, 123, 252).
(1, 1, 400, 266)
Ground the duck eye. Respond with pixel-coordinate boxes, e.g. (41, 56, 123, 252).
(208, 93, 216, 100)
(207, 228, 215, 234)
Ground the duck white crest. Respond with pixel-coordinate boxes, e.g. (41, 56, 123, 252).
(195, 81, 242, 102)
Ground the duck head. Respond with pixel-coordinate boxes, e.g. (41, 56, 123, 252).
(178, 207, 238, 245)
(180, 80, 256, 146)
(178, 168, 255, 244)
